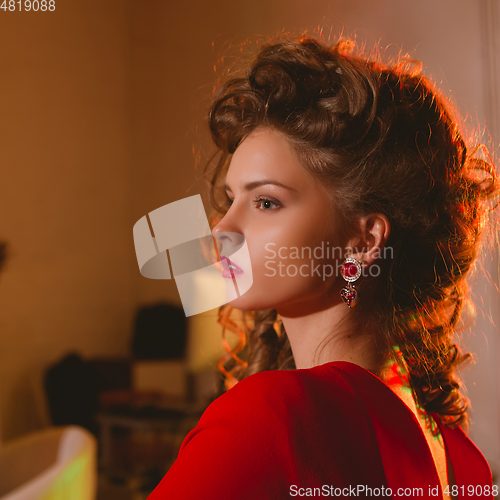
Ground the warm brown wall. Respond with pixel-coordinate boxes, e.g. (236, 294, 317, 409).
(0, 0, 265, 442)
(125, 0, 264, 375)
(127, 0, 270, 303)
(0, 1, 135, 440)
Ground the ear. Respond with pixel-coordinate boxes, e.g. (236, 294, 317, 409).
(345, 213, 391, 268)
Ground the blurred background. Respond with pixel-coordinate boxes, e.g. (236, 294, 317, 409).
(0, 0, 499, 498)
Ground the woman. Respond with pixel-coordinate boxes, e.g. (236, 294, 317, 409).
(148, 35, 498, 499)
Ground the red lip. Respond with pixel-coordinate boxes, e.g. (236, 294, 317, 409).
(220, 256, 244, 278)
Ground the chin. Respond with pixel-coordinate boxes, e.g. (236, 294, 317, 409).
(226, 297, 269, 312)
(225, 288, 278, 312)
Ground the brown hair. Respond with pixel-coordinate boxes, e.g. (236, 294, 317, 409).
(203, 34, 499, 429)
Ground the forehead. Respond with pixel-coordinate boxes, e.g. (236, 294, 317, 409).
(225, 127, 318, 188)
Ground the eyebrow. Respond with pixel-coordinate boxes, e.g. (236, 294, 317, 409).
(224, 179, 298, 193)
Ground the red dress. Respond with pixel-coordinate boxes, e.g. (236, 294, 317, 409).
(147, 361, 494, 499)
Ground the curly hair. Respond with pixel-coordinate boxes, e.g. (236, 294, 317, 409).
(203, 34, 500, 430)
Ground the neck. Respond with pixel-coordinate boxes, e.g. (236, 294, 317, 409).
(279, 301, 386, 373)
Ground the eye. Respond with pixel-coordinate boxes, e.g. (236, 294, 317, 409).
(253, 196, 281, 211)
(223, 195, 233, 208)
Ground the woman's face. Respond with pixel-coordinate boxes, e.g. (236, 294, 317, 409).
(212, 127, 348, 317)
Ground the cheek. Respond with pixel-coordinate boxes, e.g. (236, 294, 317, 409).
(250, 225, 342, 290)
(258, 252, 340, 292)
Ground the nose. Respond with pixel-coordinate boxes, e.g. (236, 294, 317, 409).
(212, 213, 245, 258)
(213, 231, 246, 260)
(212, 204, 239, 240)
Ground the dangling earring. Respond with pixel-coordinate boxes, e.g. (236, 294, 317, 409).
(340, 256, 362, 307)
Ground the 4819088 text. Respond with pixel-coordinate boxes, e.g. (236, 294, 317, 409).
(0, 0, 55, 11)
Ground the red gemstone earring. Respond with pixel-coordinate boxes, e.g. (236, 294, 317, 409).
(340, 256, 362, 307)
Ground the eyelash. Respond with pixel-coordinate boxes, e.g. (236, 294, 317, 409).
(253, 195, 281, 211)
(224, 195, 281, 211)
